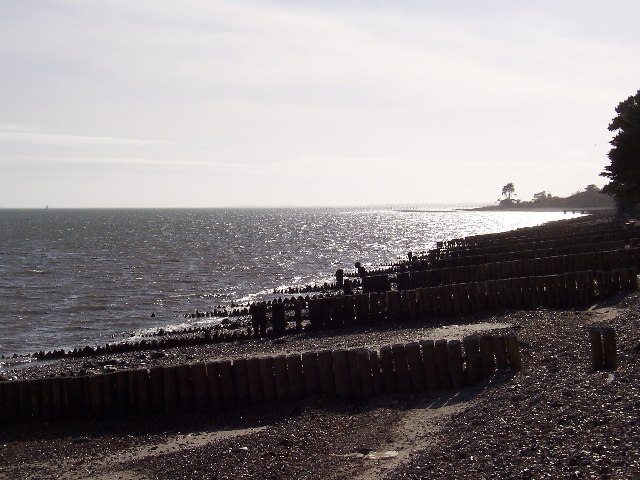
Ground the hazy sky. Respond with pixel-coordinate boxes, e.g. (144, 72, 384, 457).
(1, 0, 639, 208)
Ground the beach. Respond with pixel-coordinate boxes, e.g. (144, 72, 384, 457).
(1, 213, 639, 479)
(0, 294, 638, 479)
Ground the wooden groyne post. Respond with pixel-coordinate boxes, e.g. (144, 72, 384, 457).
(589, 327, 617, 371)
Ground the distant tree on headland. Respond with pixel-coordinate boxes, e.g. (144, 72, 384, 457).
(501, 182, 515, 201)
(490, 184, 613, 210)
(499, 183, 518, 206)
(601, 89, 640, 214)
(533, 191, 552, 203)
(563, 185, 614, 209)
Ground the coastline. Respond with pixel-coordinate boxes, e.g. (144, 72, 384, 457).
(465, 205, 615, 213)
(1, 213, 639, 479)
(1, 296, 637, 479)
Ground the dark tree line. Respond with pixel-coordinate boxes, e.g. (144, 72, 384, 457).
(496, 183, 613, 209)
(601, 89, 640, 214)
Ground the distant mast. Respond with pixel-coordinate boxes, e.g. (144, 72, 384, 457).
(45, 205, 49, 210)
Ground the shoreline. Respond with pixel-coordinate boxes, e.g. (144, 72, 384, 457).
(1, 295, 637, 479)
(466, 205, 615, 213)
(1, 213, 639, 478)
(0, 209, 585, 363)
(1, 207, 578, 361)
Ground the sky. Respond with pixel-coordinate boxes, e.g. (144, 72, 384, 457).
(1, 0, 639, 208)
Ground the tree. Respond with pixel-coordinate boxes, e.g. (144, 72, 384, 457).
(501, 182, 515, 200)
(601, 89, 640, 214)
(533, 191, 549, 203)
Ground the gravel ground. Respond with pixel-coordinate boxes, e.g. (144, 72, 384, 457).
(393, 292, 640, 479)
(0, 291, 638, 479)
(4, 316, 513, 381)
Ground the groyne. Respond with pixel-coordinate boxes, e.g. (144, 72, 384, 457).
(26, 214, 639, 361)
(1, 213, 638, 427)
(0, 334, 521, 426)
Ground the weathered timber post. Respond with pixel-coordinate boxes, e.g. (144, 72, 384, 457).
(415, 287, 427, 319)
(419, 340, 440, 391)
(0, 382, 8, 425)
(217, 360, 236, 409)
(387, 290, 401, 323)
(343, 295, 355, 326)
(232, 358, 250, 406)
(273, 355, 290, 400)
(317, 349, 335, 395)
(492, 336, 509, 370)
(2, 381, 20, 425)
(332, 296, 345, 328)
(601, 327, 617, 371)
(332, 350, 352, 398)
(250, 303, 260, 337)
(405, 342, 426, 393)
(369, 350, 385, 395)
(589, 328, 604, 371)
(379, 345, 397, 393)
(434, 339, 451, 389)
(148, 366, 164, 414)
(391, 343, 412, 394)
(302, 351, 320, 395)
(136, 368, 151, 415)
(407, 289, 418, 320)
(51, 376, 65, 420)
(271, 302, 286, 335)
(204, 361, 223, 410)
(294, 299, 303, 331)
(462, 335, 481, 385)
(257, 357, 276, 402)
(126, 369, 139, 416)
(286, 354, 305, 398)
(162, 366, 179, 414)
(479, 335, 496, 378)
(40, 378, 53, 422)
(176, 364, 194, 412)
(505, 334, 523, 371)
(447, 340, 465, 389)
(357, 349, 375, 398)
(191, 362, 210, 410)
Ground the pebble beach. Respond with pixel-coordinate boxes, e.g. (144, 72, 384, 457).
(1, 213, 639, 479)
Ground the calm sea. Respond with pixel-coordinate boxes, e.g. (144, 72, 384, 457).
(0, 207, 580, 363)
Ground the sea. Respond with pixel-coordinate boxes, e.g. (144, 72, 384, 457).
(0, 207, 582, 367)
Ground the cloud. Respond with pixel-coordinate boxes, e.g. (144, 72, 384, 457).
(0, 1, 638, 207)
(0, 129, 174, 146)
(0, 153, 284, 176)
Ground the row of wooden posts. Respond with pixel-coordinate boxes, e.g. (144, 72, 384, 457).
(396, 249, 640, 290)
(436, 217, 629, 251)
(433, 229, 637, 259)
(361, 217, 634, 280)
(29, 267, 638, 362)
(311, 269, 638, 330)
(332, 219, 636, 303)
(0, 334, 522, 426)
(423, 240, 629, 270)
(389, 219, 617, 270)
(435, 215, 629, 247)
